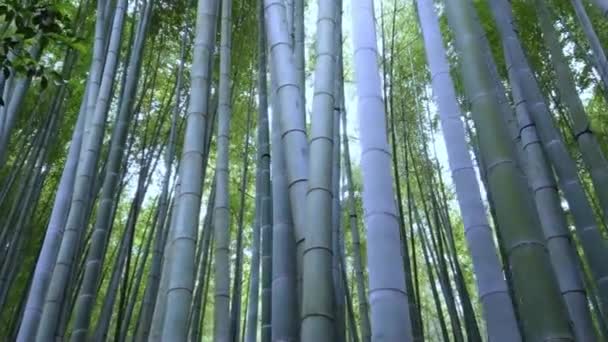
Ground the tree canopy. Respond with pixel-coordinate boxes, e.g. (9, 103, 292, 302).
(1, 0, 608, 341)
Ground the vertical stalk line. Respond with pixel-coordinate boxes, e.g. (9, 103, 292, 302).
(443, 0, 574, 339)
(266, 3, 297, 340)
(301, 0, 338, 339)
(351, 0, 414, 339)
(36, 0, 127, 338)
(210, 0, 234, 340)
(229, 86, 254, 342)
(264, 1, 309, 297)
(490, 0, 608, 322)
(157, 0, 220, 339)
(70, 2, 154, 338)
(569, 0, 608, 91)
(415, 1, 520, 340)
(17, 2, 103, 339)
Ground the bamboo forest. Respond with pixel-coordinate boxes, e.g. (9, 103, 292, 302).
(5, 0, 608, 341)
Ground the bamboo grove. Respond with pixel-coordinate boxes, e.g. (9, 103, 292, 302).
(2, 0, 608, 340)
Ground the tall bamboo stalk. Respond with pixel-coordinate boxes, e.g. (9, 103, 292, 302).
(351, 0, 413, 339)
(211, 0, 234, 340)
(444, 0, 574, 339)
(264, 1, 309, 295)
(416, 1, 521, 340)
(301, 0, 338, 339)
(36, 1, 127, 337)
(157, 0, 220, 339)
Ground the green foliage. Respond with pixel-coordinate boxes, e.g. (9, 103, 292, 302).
(0, 1, 82, 101)
(2, 0, 608, 340)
